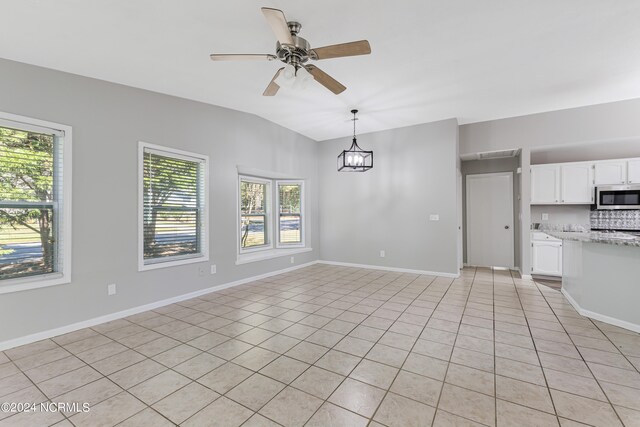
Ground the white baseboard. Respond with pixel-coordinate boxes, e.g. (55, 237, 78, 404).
(513, 267, 533, 280)
(0, 261, 318, 352)
(317, 260, 459, 278)
(561, 288, 640, 334)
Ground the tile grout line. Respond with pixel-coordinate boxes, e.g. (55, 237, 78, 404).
(534, 281, 628, 426)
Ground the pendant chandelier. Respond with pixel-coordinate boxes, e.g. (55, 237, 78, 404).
(337, 109, 373, 172)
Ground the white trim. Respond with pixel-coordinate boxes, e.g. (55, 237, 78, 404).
(236, 247, 312, 265)
(236, 165, 305, 180)
(317, 260, 459, 278)
(515, 267, 533, 280)
(0, 111, 72, 294)
(561, 288, 640, 334)
(238, 175, 273, 254)
(0, 261, 318, 352)
(0, 114, 65, 136)
(275, 180, 305, 248)
(137, 141, 210, 272)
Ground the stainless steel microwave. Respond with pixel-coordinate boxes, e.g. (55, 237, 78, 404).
(596, 184, 640, 209)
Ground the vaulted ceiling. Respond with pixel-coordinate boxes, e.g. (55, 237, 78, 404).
(1, 1, 640, 140)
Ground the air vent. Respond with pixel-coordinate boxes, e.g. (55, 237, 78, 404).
(478, 149, 519, 160)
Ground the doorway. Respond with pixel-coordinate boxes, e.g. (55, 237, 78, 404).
(466, 172, 514, 268)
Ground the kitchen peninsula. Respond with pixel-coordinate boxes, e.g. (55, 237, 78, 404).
(547, 231, 640, 333)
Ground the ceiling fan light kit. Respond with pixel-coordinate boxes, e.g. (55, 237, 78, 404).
(209, 7, 371, 96)
(338, 110, 373, 172)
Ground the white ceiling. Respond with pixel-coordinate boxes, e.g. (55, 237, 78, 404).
(1, 1, 640, 141)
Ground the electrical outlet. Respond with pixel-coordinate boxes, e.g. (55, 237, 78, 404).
(290, 256, 295, 264)
(107, 283, 116, 296)
(429, 214, 440, 221)
(542, 213, 549, 221)
(380, 250, 385, 258)
(210, 264, 217, 274)
(198, 266, 205, 277)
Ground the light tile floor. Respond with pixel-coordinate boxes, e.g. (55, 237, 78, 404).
(1, 265, 640, 426)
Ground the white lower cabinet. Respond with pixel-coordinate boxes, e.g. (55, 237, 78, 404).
(531, 240, 563, 276)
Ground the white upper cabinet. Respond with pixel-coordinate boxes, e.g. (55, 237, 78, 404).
(531, 157, 640, 205)
(561, 163, 594, 204)
(531, 165, 560, 204)
(627, 159, 640, 184)
(594, 161, 627, 185)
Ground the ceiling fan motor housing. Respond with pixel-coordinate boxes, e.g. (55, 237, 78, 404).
(276, 22, 311, 68)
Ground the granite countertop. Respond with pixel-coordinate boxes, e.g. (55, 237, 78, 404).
(545, 231, 640, 247)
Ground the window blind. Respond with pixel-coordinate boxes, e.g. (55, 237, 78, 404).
(0, 125, 63, 281)
(142, 149, 204, 263)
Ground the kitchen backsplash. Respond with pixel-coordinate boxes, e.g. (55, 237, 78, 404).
(591, 210, 640, 230)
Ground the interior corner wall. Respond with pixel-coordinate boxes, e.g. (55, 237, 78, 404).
(317, 119, 460, 276)
(0, 58, 320, 343)
(461, 157, 521, 269)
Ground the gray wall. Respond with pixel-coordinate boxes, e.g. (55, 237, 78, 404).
(461, 157, 521, 268)
(460, 98, 640, 275)
(0, 59, 319, 342)
(532, 139, 640, 164)
(318, 119, 460, 275)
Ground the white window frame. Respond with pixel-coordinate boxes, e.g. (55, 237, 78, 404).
(0, 111, 72, 294)
(236, 171, 311, 265)
(238, 175, 273, 254)
(276, 180, 305, 248)
(138, 141, 209, 271)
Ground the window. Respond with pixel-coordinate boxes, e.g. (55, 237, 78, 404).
(239, 177, 271, 251)
(139, 142, 208, 270)
(237, 174, 307, 261)
(0, 113, 71, 293)
(277, 181, 304, 247)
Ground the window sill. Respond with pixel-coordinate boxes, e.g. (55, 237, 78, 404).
(236, 247, 312, 265)
(139, 254, 209, 272)
(0, 273, 68, 295)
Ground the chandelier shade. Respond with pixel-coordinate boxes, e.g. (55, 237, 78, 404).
(337, 110, 373, 172)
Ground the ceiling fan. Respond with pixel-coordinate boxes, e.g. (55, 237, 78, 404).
(210, 7, 371, 96)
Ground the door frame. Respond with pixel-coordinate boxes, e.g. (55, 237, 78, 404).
(465, 171, 515, 268)
(457, 170, 463, 270)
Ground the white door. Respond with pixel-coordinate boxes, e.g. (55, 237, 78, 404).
(531, 165, 560, 204)
(466, 172, 514, 268)
(531, 241, 563, 276)
(595, 161, 627, 185)
(561, 163, 594, 204)
(627, 160, 640, 184)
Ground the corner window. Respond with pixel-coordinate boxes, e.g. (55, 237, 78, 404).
(0, 113, 72, 293)
(277, 181, 304, 247)
(239, 177, 271, 251)
(139, 142, 208, 270)
(237, 174, 307, 262)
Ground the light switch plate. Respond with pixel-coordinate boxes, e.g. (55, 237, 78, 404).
(542, 213, 549, 221)
(429, 214, 440, 221)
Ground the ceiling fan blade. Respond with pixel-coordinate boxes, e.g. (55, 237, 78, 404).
(263, 67, 284, 96)
(261, 7, 294, 45)
(305, 65, 346, 94)
(310, 40, 371, 60)
(210, 54, 277, 61)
